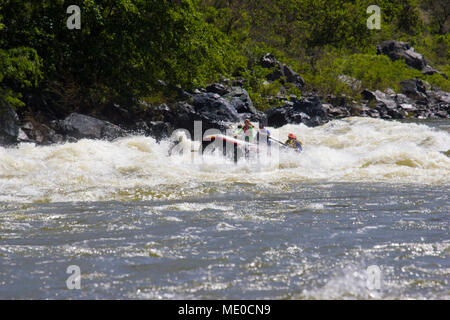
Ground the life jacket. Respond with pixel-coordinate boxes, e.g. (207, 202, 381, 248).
(236, 124, 255, 141)
(285, 138, 303, 151)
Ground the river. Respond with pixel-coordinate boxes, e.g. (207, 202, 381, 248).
(0, 117, 449, 299)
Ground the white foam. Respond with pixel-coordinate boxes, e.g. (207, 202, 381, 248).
(1, 118, 449, 202)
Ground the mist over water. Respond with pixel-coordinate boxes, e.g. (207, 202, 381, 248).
(0, 117, 449, 299)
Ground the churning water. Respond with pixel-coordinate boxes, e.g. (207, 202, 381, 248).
(0, 117, 449, 299)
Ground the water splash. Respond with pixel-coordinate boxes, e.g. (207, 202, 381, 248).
(1, 118, 449, 203)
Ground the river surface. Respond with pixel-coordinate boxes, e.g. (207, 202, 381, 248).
(0, 117, 449, 299)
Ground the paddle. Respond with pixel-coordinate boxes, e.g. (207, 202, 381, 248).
(268, 136, 289, 147)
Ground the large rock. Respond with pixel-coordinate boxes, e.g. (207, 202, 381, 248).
(260, 53, 280, 69)
(205, 83, 230, 96)
(143, 121, 172, 141)
(362, 90, 397, 109)
(52, 113, 127, 140)
(399, 79, 430, 107)
(400, 79, 426, 96)
(265, 106, 293, 128)
(260, 53, 305, 88)
(293, 96, 327, 119)
(265, 96, 327, 128)
(377, 40, 446, 78)
(429, 90, 450, 105)
(361, 89, 405, 119)
(21, 121, 64, 145)
(377, 40, 426, 70)
(0, 106, 19, 146)
(159, 101, 230, 139)
(239, 111, 267, 124)
(223, 87, 257, 114)
(283, 65, 306, 87)
(192, 93, 241, 122)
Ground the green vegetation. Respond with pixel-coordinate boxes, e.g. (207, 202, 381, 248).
(0, 0, 449, 115)
(0, 47, 42, 110)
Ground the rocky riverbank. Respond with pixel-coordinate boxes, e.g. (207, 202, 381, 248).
(1, 41, 449, 147)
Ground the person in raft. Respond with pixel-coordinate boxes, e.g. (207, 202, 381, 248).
(285, 133, 303, 152)
(234, 119, 255, 142)
(256, 123, 271, 145)
(257, 123, 271, 156)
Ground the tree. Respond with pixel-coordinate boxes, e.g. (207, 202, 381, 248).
(0, 7, 42, 111)
(0, 0, 239, 114)
(420, 0, 449, 34)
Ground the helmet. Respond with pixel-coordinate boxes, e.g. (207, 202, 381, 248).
(288, 133, 296, 139)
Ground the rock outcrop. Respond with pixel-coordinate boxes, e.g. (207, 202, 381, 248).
(260, 53, 306, 88)
(0, 106, 19, 145)
(51, 113, 127, 141)
(376, 40, 448, 79)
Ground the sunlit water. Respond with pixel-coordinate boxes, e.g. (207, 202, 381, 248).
(0, 117, 449, 299)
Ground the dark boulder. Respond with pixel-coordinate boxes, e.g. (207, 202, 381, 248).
(399, 79, 429, 107)
(192, 93, 241, 123)
(0, 106, 19, 146)
(260, 53, 305, 88)
(265, 106, 291, 128)
(362, 89, 397, 110)
(323, 95, 352, 118)
(260, 53, 280, 69)
(223, 87, 257, 114)
(429, 90, 450, 105)
(205, 83, 231, 96)
(435, 110, 448, 118)
(400, 79, 427, 96)
(130, 120, 171, 141)
(361, 89, 405, 119)
(293, 96, 327, 119)
(323, 103, 350, 118)
(21, 121, 64, 145)
(161, 101, 229, 139)
(377, 40, 427, 70)
(239, 111, 267, 124)
(283, 65, 306, 87)
(52, 113, 128, 141)
(147, 121, 172, 141)
(160, 102, 197, 135)
(265, 96, 328, 128)
(395, 93, 413, 105)
(97, 103, 135, 127)
(377, 40, 446, 78)
(360, 105, 381, 118)
(422, 65, 448, 79)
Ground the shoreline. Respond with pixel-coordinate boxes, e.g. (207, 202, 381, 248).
(1, 45, 449, 148)
(1, 86, 448, 148)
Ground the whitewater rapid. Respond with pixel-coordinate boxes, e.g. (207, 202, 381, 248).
(1, 117, 449, 203)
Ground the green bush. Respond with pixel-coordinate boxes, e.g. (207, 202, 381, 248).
(423, 73, 450, 92)
(0, 47, 42, 110)
(338, 54, 423, 92)
(1, 0, 448, 117)
(303, 52, 427, 97)
(413, 34, 450, 70)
